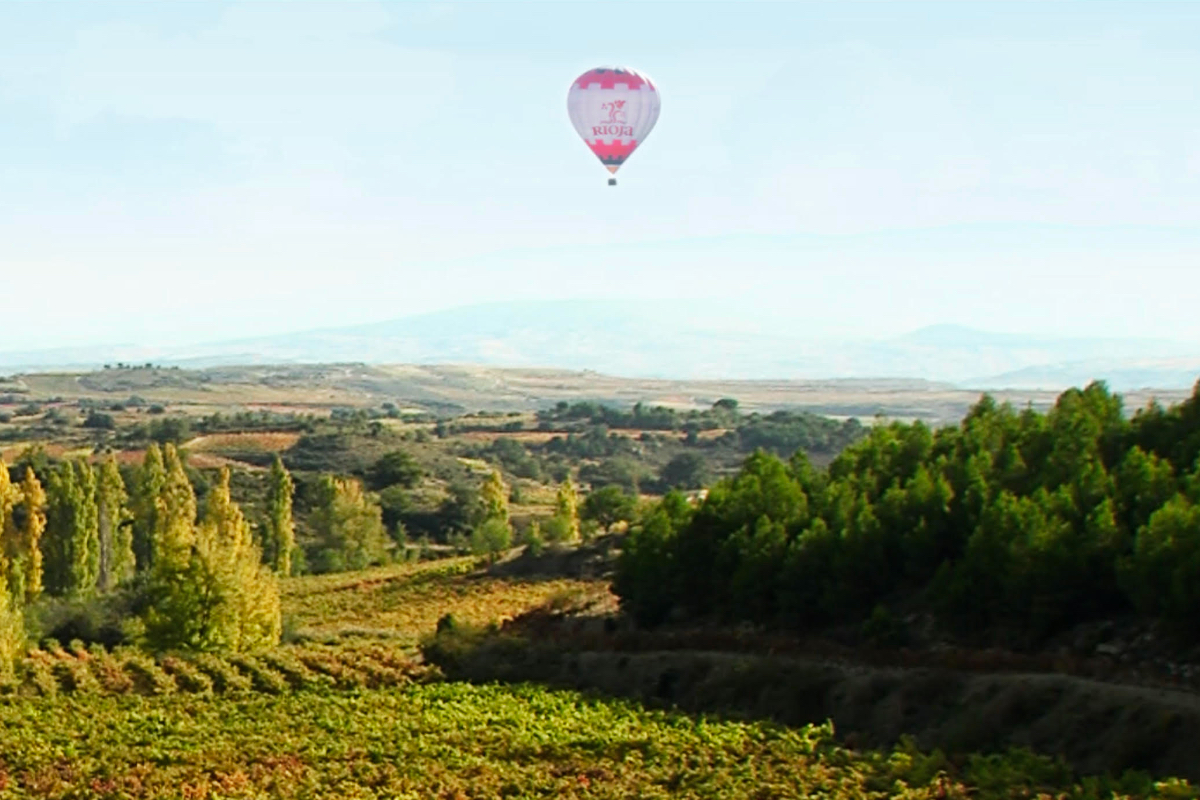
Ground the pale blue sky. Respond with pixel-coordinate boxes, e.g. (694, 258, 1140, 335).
(2, 1, 1199, 351)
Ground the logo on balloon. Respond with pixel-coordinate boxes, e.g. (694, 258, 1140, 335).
(592, 100, 634, 136)
(601, 100, 627, 124)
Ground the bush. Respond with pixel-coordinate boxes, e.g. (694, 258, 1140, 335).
(471, 518, 512, 563)
(368, 450, 423, 490)
(83, 411, 116, 430)
(27, 593, 134, 650)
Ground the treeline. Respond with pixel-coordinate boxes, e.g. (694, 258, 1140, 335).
(616, 381, 1200, 642)
(0, 445, 316, 669)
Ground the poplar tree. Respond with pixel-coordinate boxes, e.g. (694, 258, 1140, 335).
(311, 476, 388, 571)
(198, 468, 281, 650)
(155, 444, 196, 570)
(132, 443, 166, 570)
(45, 461, 99, 596)
(0, 579, 21, 679)
(44, 462, 78, 595)
(97, 455, 133, 590)
(473, 469, 512, 562)
(144, 467, 281, 651)
(480, 469, 510, 525)
(263, 456, 296, 576)
(18, 468, 45, 603)
(554, 479, 581, 541)
(77, 460, 101, 595)
(0, 458, 19, 593)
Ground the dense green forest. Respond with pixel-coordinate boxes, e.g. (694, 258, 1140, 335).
(616, 381, 1200, 643)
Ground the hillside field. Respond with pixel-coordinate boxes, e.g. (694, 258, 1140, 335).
(0, 552, 1195, 798)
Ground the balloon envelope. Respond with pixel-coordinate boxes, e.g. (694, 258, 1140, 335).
(567, 66, 660, 176)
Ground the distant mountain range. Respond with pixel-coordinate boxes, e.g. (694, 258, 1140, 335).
(0, 301, 1196, 392)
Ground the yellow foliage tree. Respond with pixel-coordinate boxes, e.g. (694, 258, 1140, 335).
(480, 469, 510, 525)
(0, 579, 22, 679)
(98, 454, 134, 590)
(154, 444, 197, 570)
(0, 458, 19, 592)
(554, 479, 581, 541)
(143, 467, 280, 652)
(19, 468, 46, 603)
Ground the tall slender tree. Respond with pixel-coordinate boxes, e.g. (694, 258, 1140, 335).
(132, 443, 166, 570)
(199, 467, 281, 649)
(263, 456, 296, 576)
(45, 461, 99, 597)
(155, 444, 196, 570)
(0, 458, 20, 594)
(480, 469, 510, 525)
(97, 454, 133, 590)
(18, 468, 45, 603)
(77, 460, 100, 595)
(0, 578, 21, 679)
(554, 478, 581, 541)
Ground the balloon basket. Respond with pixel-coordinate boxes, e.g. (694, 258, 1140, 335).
(608, 178, 617, 186)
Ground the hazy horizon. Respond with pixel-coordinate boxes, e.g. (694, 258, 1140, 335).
(4, 2, 1200, 356)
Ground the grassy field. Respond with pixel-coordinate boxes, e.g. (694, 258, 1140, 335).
(280, 557, 598, 642)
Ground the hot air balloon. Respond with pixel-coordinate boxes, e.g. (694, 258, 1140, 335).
(567, 66, 660, 186)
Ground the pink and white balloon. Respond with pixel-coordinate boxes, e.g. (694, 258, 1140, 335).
(567, 66, 660, 184)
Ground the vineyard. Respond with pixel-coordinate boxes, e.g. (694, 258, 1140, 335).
(0, 552, 1194, 796)
(6, 640, 429, 698)
(0, 681, 1192, 799)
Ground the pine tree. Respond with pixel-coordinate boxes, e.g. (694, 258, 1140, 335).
(18, 468, 45, 603)
(98, 454, 133, 590)
(263, 456, 296, 576)
(132, 443, 166, 570)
